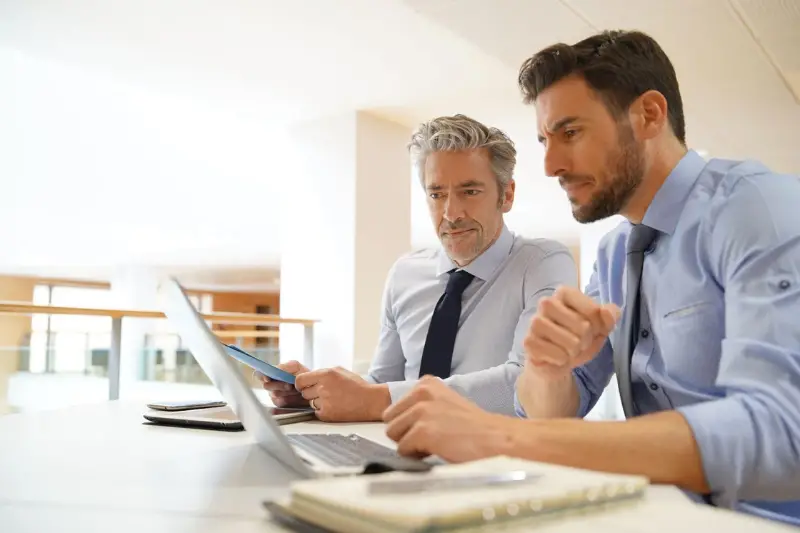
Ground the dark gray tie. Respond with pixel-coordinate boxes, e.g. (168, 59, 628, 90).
(615, 224, 659, 418)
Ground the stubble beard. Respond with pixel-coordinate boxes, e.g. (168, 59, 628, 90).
(571, 123, 646, 224)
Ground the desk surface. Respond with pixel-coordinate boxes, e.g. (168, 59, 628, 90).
(0, 402, 791, 533)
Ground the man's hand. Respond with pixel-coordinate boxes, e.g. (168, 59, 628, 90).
(383, 377, 518, 462)
(295, 367, 390, 423)
(524, 286, 620, 379)
(258, 360, 310, 408)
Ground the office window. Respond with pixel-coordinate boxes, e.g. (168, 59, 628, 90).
(27, 285, 213, 377)
(28, 285, 114, 373)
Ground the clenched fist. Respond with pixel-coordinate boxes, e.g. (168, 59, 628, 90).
(524, 285, 620, 378)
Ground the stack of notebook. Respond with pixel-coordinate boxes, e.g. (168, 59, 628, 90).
(265, 456, 650, 532)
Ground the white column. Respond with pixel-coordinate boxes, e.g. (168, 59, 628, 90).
(279, 111, 411, 372)
(110, 267, 161, 397)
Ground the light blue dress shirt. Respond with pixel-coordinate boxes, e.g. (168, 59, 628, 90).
(519, 150, 800, 522)
(367, 224, 577, 415)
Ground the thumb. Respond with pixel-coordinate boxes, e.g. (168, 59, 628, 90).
(279, 360, 307, 375)
(599, 304, 622, 331)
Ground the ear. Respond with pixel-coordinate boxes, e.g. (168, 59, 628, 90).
(629, 90, 668, 141)
(500, 179, 515, 213)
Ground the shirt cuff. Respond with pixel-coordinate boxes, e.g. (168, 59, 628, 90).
(513, 392, 527, 418)
(572, 368, 594, 418)
(676, 397, 755, 507)
(386, 380, 417, 404)
(515, 372, 590, 419)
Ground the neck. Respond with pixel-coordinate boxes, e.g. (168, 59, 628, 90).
(452, 223, 504, 267)
(621, 142, 687, 224)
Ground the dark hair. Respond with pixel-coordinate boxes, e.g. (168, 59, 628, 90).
(518, 30, 686, 145)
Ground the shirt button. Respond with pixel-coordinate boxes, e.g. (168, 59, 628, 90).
(649, 383, 659, 391)
(779, 280, 791, 290)
(641, 329, 650, 338)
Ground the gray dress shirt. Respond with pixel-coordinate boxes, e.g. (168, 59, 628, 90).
(366, 224, 577, 415)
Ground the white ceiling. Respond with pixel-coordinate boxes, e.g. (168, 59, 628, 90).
(0, 0, 797, 290)
(402, 0, 800, 171)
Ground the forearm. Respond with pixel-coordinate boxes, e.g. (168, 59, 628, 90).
(516, 363, 580, 418)
(443, 363, 523, 415)
(503, 410, 708, 493)
(363, 383, 391, 420)
(388, 363, 522, 415)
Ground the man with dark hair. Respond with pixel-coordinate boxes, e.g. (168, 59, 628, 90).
(382, 30, 800, 524)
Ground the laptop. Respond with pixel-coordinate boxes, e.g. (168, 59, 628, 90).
(154, 276, 432, 477)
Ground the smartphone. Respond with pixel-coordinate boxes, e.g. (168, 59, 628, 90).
(223, 344, 296, 384)
(146, 400, 226, 411)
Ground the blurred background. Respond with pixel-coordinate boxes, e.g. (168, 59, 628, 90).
(1, 0, 798, 418)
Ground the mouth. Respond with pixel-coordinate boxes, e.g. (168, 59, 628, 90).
(444, 229, 475, 238)
(561, 181, 592, 197)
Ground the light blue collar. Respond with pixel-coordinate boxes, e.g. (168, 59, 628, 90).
(436, 224, 514, 281)
(642, 150, 708, 235)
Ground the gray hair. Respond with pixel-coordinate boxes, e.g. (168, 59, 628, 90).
(407, 114, 517, 191)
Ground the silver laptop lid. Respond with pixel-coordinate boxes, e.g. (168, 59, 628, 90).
(156, 276, 314, 478)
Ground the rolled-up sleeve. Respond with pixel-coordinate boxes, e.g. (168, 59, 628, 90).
(366, 262, 407, 387)
(515, 261, 615, 419)
(677, 175, 800, 505)
(572, 347, 614, 418)
(573, 264, 616, 418)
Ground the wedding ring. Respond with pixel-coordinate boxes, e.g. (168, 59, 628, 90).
(310, 398, 319, 410)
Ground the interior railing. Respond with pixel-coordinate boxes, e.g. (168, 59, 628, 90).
(0, 301, 317, 399)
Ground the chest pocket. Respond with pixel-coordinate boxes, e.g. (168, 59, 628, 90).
(655, 301, 723, 389)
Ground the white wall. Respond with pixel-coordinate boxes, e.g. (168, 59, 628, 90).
(277, 114, 357, 368)
(278, 112, 411, 370)
(354, 113, 412, 366)
(0, 48, 285, 272)
(2, 47, 581, 277)
(578, 215, 625, 289)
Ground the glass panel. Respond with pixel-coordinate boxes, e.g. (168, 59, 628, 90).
(27, 331, 47, 374)
(47, 287, 113, 374)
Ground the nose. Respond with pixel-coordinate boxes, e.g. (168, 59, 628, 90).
(543, 142, 569, 178)
(443, 194, 465, 222)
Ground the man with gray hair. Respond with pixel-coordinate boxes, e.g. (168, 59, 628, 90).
(260, 114, 577, 422)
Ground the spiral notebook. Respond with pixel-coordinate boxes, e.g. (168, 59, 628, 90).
(265, 456, 649, 532)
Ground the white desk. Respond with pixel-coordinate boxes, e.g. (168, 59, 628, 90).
(0, 402, 791, 532)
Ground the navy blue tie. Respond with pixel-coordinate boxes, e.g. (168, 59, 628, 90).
(418, 269, 475, 379)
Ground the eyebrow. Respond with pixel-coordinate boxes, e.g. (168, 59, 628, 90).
(537, 116, 579, 144)
(427, 179, 487, 192)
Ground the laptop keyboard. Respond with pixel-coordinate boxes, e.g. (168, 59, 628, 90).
(286, 433, 398, 467)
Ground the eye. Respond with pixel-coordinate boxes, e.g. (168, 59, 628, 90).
(464, 189, 480, 196)
(429, 192, 443, 200)
(564, 129, 578, 139)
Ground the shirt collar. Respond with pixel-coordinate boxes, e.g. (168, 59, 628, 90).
(436, 224, 514, 281)
(642, 150, 707, 235)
